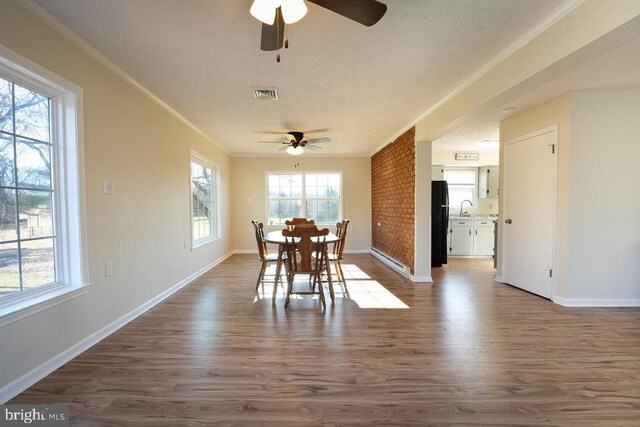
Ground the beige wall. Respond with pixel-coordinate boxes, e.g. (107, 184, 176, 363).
(231, 156, 371, 251)
(566, 89, 640, 301)
(0, 1, 231, 391)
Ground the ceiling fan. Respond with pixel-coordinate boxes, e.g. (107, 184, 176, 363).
(250, 0, 388, 61)
(258, 131, 331, 155)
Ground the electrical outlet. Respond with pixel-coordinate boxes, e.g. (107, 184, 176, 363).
(105, 262, 113, 277)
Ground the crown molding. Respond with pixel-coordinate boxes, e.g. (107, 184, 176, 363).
(372, 0, 585, 156)
(15, 0, 228, 154)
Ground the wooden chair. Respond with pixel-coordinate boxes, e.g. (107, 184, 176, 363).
(285, 217, 315, 231)
(315, 219, 350, 287)
(282, 225, 329, 309)
(251, 220, 286, 290)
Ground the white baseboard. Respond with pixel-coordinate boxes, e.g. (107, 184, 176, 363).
(494, 276, 506, 283)
(0, 251, 233, 404)
(553, 296, 640, 307)
(233, 249, 257, 254)
(410, 275, 433, 283)
(369, 247, 413, 279)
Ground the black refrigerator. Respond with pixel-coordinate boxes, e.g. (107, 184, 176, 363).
(431, 180, 449, 267)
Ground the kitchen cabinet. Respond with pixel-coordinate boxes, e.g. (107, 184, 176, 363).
(449, 219, 473, 255)
(478, 165, 499, 199)
(473, 220, 495, 256)
(448, 218, 496, 257)
(432, 165, 444, 180)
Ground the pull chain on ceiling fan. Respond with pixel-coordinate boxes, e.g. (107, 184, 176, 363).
(251, 0, 388, 62)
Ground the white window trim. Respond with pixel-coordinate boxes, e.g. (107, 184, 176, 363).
(0, 45, 89, 328)
(443, 166, 479, 208)
(265, 171, 344, 226)
(189, 150, 221, 249)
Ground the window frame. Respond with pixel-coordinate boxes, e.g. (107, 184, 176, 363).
(265, 171, 343, 226)
(443, 166, 478, 210)
(189, 150, 220, 249)
(0, 45, 89, 327)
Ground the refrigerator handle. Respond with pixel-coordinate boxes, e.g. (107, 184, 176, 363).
(444, 206, 449, 229)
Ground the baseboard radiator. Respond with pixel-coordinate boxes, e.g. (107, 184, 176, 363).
(369, 247, 411, 276)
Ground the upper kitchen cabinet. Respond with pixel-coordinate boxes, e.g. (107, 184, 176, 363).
(478, 165, 499, 198)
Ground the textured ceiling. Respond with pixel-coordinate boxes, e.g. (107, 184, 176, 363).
(434, 34, 640, 152)
(31, 0, 568, 155)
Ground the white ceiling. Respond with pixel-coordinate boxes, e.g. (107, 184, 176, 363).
(433, 34, 640, 152)
(32, 0, 568, 155)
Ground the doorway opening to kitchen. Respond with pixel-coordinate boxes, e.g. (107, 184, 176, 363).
(431, 138, 499, 275)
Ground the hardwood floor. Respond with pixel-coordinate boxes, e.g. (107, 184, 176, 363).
(10, 255, 640, 425)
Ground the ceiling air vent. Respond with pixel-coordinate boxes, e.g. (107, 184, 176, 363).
(253, 88, 278, 100)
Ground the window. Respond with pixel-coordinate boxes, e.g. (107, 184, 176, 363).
(0, 46, 86, 324)
(267, 172, 342, 225)
(444, 168, 477, 210)
(0, 77, 55, 298)
(190, 151, 219, 247)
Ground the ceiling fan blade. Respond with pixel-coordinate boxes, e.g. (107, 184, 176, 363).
(260, 7, 285, 51)
(304, 137, 331, 144)
(278, 145, 289, 151)
(305, 144, 322, 150)
(308, 0, 387, 27)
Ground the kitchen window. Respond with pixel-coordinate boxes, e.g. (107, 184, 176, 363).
(0, 47, 86, 326)
(190, 151, 219, 248)
(267, 172, 342, 225)
(444, 168, 477, 210)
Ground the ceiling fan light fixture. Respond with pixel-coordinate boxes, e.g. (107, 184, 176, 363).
(250, 0, 282, 25)
(286, 145, 304, 156)
(281, 0, 308, 24)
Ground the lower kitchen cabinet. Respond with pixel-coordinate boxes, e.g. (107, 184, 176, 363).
(449, 218, 496, 257)
(449, 220, 473, 256)
(473, 220, 495, 256)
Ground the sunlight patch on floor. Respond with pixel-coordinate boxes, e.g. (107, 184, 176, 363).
(344, 279, 409, 309)
(253, 263, 408, 309)
(339, 264, 372, 280)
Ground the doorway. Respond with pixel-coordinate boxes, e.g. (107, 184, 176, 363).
(501, 126, 557, 299)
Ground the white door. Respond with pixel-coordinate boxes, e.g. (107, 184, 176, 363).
(504, 128, 556, 298)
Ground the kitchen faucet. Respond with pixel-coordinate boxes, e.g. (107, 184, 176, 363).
(459, 199, 474, 217)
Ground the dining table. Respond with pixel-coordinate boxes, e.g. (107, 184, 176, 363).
(263, 230, 341, 301)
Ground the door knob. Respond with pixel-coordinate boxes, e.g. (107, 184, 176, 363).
(505, 219, 512, 224)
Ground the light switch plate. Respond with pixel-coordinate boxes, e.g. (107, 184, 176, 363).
(102, 180, 114, 194)
(105, 262, 113, 277)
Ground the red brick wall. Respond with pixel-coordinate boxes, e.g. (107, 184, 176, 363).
(371, 127, 415, 273)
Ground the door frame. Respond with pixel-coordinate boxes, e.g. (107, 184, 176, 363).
(499, 124, 559, 300)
